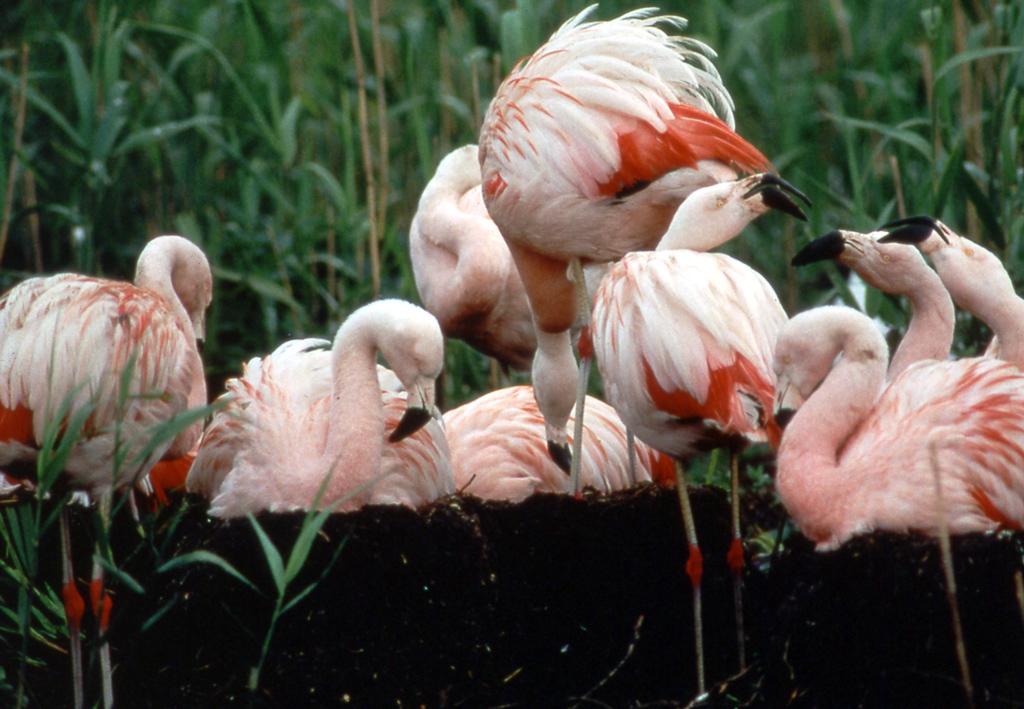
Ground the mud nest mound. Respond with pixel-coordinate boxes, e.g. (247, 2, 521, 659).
(10, 483, 1024, 708)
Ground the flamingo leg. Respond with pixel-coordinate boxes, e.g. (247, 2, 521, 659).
(92, 491, 114, 709)
(570, 257, 592, 497)
(674, 460, 705, 695)
(60, 506, 85, 709)
(728, 451, 746, 670)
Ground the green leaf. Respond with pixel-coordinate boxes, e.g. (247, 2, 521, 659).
(935, 46, 1024, 83)
(214, 266, 305, 311)
(282, 508, 332, 587)
(55, 33, 94, 137)
(95, 557, 146, 595)
(158, 550, 260, 595)
(822, 114, 933, 161)
(279, 96, 302, 165)
(248, 515, 286, 597)
(115, 116, 222, 155)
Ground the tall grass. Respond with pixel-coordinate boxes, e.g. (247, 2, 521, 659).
(0, 0, 1020, 703)
(2, 0, 1020, 396)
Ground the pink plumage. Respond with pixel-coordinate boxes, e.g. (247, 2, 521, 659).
(775, 306, 1024, 551)
(187, 300, 449, 517)
(0, 235, 211, 497)
(593, 250, 785, 459)
(443, 385, 673, 502)
(590, 175, 807, 462)
(879, 215, 1024, 366)
(477, 6, 773, 462)
(410, 145, 535, 370)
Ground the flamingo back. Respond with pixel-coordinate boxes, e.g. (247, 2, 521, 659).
(0, 274, 199, 494)
(444, 385, 665, 502)
(592, 250, 785, 459)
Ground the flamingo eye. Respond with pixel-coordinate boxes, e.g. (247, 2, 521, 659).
(964, 248, 974, 257)
(881, 254, 890, 262)
(717, 199, 726, 209)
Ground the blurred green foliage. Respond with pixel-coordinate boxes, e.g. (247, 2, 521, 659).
(0, 0, 1021, 401)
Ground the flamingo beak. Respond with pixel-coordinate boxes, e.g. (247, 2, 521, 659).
(194, 310, 207, 341)
(389, 406, 433, 442)
(388, 379, 438, 442)
(547, 440, 572, 474)
(878, 215, 949, 245)
(742, 174, 812, 221)
(791, 230, 847, 266)
(773, 373, 805, 420)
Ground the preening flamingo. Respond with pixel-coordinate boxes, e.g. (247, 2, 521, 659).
(879, 216, 1024, 365)
(411, 144, 535, 371)
(443, 385, 673, 502)
(478, 7, 773, 478)
(792, 228, 955, 379)
(0, 235, 212, 709)
(774, 305, 1024, 551)
(187, 299, 447, 518)
(589, 173, 806, 685)
(379, 388, 455, 506)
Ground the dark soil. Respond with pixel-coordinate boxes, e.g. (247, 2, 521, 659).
(8, 483, 1024, 708)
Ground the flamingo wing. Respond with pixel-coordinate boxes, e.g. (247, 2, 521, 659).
(593, 251, 784, 456)
(0, 275, 196, 491)
(840, 358, 1024, 534)
(444, 385, 660, 501)
(480, 10, 768, 205)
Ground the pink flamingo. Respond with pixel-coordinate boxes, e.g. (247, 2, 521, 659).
(792, 228, 955, 379)
(589, 173, 807, 686)
(775, 305, 1024, 551)
(411, 144, 535, 371)
(478, 7, 773, 478)
(879, 216, 1024, 365)
(379, 388, 455, 506)
(187, 299, 448, 517)
(0, 235, 212, 709)
(443, 384, 674, 502)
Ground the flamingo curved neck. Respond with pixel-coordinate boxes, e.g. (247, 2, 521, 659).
(984, 299, 1024, 366)
(889, 273, 955, 379)
(778, 340, 888, 542)
(135, 243, 199, 344)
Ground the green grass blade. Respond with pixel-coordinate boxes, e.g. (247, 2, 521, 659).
(157, 550, 261, 596)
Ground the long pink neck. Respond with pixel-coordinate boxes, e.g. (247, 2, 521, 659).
(981, 299, 1024, 366)
(323, 313, 387, 505)
(777, 338, 888, 541)
(888, 270, 955, 380)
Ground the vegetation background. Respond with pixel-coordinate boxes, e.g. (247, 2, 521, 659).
(0, 0, 1021, 704)
(1, 0, 1021, 406)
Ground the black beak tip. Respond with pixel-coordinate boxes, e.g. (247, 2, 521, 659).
(389, 406, 432, 442)
(792, 230, 846, 267)
(548, 440, 572, 475)
(877, 223, 934, 246)
(775, 407, 797, 430)
(761, 187, 809, 221)
(878, 215, 948, 245)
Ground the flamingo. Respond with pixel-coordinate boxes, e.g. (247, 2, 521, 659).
(774, 305, 1024, 550)
(878, 216, 1024, 365)
(443, 384, 673, 502)
(0, 235, 212, 709)
(589, 173, 807, 687)
(478, 7, 773, 480)
(186, 299, 448, 517)
(410, 144, 536, 371)
(792, 228, 955, 379)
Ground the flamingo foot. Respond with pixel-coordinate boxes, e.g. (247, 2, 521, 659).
(686, 543, 704, 589)
(727, 538, 745, 576)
